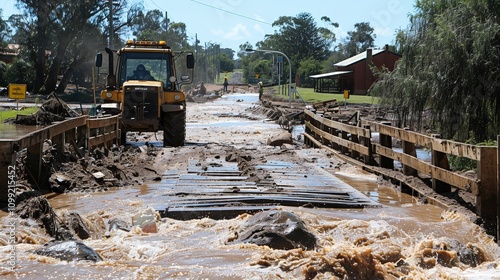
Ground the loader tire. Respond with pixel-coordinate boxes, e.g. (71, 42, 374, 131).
(162, 109, 186, 147)
(120, 130, 127, 145)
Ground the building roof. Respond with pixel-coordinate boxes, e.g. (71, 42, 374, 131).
(0, 44, 20, 55)
(334, 49, 384, 67)
(309, 71, 352, 79)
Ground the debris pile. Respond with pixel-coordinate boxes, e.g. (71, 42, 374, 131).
(48, 145, 161, 193)
(7, 93, 79, 126)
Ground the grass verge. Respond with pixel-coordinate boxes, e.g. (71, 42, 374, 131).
(0, 107, 39, 122)
(271, 86, 380, 104)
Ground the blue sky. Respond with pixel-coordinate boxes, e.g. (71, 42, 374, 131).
(2, 0, 416, 52)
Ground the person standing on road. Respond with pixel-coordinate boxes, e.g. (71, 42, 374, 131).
(199, 81, 207, 95)
(258, 81, 264, 101)
(223, 77, 229, 93)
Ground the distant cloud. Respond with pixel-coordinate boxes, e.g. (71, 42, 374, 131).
(374, 26, 394, 37)
(254, 24, 265, 36)
(254, 14, 272, 35)
(335, 27, 348, 41)
(254, 14, 268, 24)
(212, 23, 251, 41)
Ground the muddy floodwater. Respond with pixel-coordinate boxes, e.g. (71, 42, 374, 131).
(1, 92, 500, 279)
(0, 123, 39, 140)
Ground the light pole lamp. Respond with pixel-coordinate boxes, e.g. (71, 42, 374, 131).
(246, 48, 294, 106)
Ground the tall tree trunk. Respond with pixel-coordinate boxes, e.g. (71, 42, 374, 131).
(39, 33, 72, 95)
(33, 1, 49, 95)
(55, 66, 75, 94)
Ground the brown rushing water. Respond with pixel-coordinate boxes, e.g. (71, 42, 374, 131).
(1, 93, 500, 279)
(2, 170, 499, 279)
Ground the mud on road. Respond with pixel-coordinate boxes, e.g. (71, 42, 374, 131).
(8, 83, 309, 195)
(3, 86, 500, 279)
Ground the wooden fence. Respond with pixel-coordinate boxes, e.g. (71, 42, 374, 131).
(87, 115, 120, 150)
(0, 115, 119, 203)
(304, 109, 498, 223)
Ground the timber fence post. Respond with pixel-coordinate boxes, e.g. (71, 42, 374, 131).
(402, 127, 418, 176)
(304, 111, 311, 147)
(477, 146, 498, 233)
(431, 134, 451, 193)
(0, 143, 15, 205)
(341, 121, 349, 155)
(379, 121, 394, 169)
(497, 135, 500, 244)
(332, 117, 340, 151)
(26, 142, 42, 188)
(362, 124, 372, 164)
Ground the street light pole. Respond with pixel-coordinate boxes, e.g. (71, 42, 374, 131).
(246, 48, 294, 107)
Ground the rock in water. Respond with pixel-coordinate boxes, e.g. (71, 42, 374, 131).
(63, 212, 91, 240)
(15, 191, 73, 240)
(35, 240, 103, 262)
(105, 218, 131, 237)
(107, 218, 131, 232)
(266, 131, 292, 146)
(232, 210, 317, 250)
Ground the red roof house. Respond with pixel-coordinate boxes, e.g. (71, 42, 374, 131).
(0, 44, 20, 64)
(310, 44, 401, 94)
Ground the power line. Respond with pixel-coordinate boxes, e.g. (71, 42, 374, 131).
(147, 0, 271, 26)
(188, 0, 272, 26)
(148, 0, 163, 11)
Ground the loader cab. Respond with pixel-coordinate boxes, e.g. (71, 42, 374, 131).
(118, 52, 174, 91)
(95, 40, 195, 94)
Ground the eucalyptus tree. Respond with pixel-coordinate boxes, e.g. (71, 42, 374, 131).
(370, 0, 500, 142)
(130, 9, 191, 51)
(264, 13, 336, 72)
(14, 0, 139, 94)
(245, 13, 337, 84)
(0, 9, 9, 46)
(130, 9, 165, 41)
(337, 22, 376, 59)
(238, 42, 254, 82)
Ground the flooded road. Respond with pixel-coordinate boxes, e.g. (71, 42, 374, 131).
(0, 123, 40, 140)
(1, 92, 500, 279)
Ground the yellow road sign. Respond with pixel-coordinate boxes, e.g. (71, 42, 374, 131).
(343, 89, 349, 99)
(8, 84, 27, 99)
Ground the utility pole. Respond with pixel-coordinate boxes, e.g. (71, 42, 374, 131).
(217, 44, 220, 83)
(205, 42, 208, 83)
(108, 0, 113, 48)
(195, 34, 198, 82)
(165, 11, 168, 39)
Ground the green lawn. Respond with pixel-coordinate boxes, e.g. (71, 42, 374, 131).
(217, 71, 380, 104)
(216, 71, 238, 84)
(0, 107, 38, 122)
(273, 86, 380, 104)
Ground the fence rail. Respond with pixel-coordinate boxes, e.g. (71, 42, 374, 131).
(87, 115, 119, 149)
(0, 115, 119, 204)
(304, 109, 498, 225)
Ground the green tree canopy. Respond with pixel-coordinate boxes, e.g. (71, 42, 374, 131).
(338, 22, 376, 58)
(219, 54, 235, 72)
(11, 0, 137, 94)
(371, 0, 500, 142)
(130, 9, 190, 51)
(0, 9, 9, 46)
(243, 13, 337, 84)
(265, 13, 336, 71)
